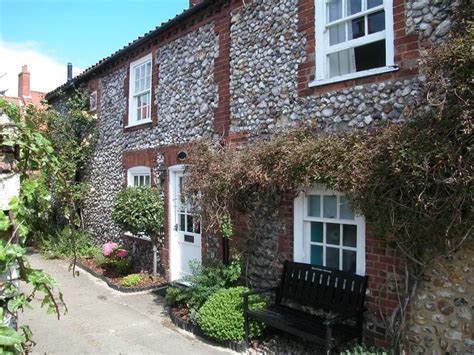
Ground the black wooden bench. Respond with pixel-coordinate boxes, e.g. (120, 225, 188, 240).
(242, 261, 369, 354)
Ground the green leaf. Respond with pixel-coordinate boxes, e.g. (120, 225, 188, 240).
(0, 326, 24, 346)
(0, 211, 10, 231)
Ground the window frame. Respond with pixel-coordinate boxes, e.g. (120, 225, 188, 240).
(293, 186, 366, 275)
(127, 53, 153, 127)
(127, 166, 151, 187)
(310, 0, 397, 87)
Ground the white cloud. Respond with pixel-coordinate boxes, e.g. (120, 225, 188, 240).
(0, 40, 83, 97)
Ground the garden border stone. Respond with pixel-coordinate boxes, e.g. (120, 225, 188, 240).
(168, 306, 247, 352)
(76, 261, 168, 295)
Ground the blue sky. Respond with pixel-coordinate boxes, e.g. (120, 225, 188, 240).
(0, 0, 189, 95)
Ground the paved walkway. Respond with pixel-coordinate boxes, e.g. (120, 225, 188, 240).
(20, 253, 234, 355)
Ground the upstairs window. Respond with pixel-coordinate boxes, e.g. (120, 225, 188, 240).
(89, 90, 97, 112)
(128, 54, 152, 127)
(127, 166, 151, 187)
(313, 0, 395, 86)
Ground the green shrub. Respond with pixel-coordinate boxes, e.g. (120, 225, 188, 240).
(165, 286, 186, 306)
(197, 286, 265, 342)
(112, 187, 164, 236)
(121, 274, 141, 287)
(174, 260, 242, 317)
(115, 258, 133, 276)
(39, 230, 96, 259)
(340, 344, 389, 355)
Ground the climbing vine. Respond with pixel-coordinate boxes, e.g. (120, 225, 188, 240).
(184, 4, 472, 351)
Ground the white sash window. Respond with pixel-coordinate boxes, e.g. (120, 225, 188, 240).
(128, 54, 152, 126)
(294, 186, 366, 275)
(311, 0, 396, 86)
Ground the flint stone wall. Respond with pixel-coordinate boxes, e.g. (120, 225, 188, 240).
(229, 0, 456, 138)
(408, 244, 474, 354)
(82, 24, 218, 271)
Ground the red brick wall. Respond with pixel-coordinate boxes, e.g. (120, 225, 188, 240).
(122, 148, 157, 186)
(297, 0, 419, 96)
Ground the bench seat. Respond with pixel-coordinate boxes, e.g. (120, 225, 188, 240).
(247, 304, 360, 345)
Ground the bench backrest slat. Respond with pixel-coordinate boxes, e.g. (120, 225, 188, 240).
(279, 261, 368, 312)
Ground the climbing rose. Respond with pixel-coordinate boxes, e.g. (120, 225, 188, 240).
(117, 249, 128, 258)
(102, 242, 118, 257)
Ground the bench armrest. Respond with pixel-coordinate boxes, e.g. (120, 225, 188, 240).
(241, 287, 279, 298)
(323, 308, 366, 327)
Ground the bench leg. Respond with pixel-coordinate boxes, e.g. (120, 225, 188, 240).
(243, 310, 249, 347)
(356, 314, 364, 344)
(325, 326, 332, 355)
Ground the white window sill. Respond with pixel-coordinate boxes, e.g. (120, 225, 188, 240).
(309, 66, 399, 88)
(124, 231, 151, 242)
(125, 119, 152, 128)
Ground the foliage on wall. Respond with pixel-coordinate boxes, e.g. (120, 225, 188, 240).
(184, 3, 472, 350)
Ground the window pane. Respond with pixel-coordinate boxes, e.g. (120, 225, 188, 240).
(134, 176, 138, 186)
(311, 245, 323, 266)
(327, 0, 343, 22)
(354, 39, 386, 71)
(368, 10, 385, 34)
(140, 65, 145, 79)
(323, 195, 337, 218)
(328, 48, 354, 77)
(367, 0, 383, 8)
(326, 247, 340, 269)
(343, 250, 357, 273)
(329, 23, 346, 45)
(179, 214, 185, 232)
(145, 175, 150, 186)
(135, 67, 140, 81)
(145, 75, 151, 90)
(146, 62, 151, 76)
(327, 223, 340, 245)
(340, 195, 355, 220)
(135, 79, 140, 93)
(311, 222, 323, 243)
(308, 195, 321, 217)
(343, 224, 357, 247)
(350, 16, 365, 39)
(187, 215, 194, 233)
(347, 0, 361, 15)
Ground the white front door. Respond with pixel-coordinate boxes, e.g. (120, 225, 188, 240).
(169, 166, 202, 281)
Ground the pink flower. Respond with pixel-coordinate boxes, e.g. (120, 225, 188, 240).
(102, 242, 118, 257)
(117, 249, 128, 258)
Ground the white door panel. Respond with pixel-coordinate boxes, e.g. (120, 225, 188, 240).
(169, 167, 202, 281)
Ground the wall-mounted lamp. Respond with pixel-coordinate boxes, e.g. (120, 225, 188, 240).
(158, 164, 166, 184)
(177, 151, 187, 161)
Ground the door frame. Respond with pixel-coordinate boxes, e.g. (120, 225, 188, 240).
(168, 164, 185, 281)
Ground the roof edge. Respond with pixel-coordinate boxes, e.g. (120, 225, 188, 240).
(46, 0, 221, 101)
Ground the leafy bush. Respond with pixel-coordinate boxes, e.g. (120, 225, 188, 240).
(197, 287, 265, 342)
(39, 230, 96, 259)
(341, 344, 389, 355)
(121, 274, 142, 287)
(112, 187, 164, 236)
(165, 286, 186, 306)
(115, 258, 133, 276)
(173, 260, 242, 318)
